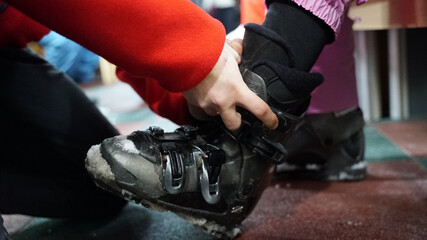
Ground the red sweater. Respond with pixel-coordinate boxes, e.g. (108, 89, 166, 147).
(1, 0, 226, 124)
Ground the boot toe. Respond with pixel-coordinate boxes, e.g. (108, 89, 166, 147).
(86, 135, 166, 200)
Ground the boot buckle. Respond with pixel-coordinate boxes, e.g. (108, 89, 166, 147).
(163, 150, 185, 194)
(199, 157, 221, 204)
(194, 145, 225, 204)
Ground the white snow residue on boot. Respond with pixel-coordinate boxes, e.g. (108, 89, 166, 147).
(350, 161, 367, 170)
(179, 213, 241, 239)
(117, 137, 140, 154)
(305, 163, 321, 170)
(275, 162, 299, 171)
(86, 144, 115, 182)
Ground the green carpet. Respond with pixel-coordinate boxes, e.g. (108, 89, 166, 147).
(364, 125, 410, 162)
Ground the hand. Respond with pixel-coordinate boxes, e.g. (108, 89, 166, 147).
(183, 40, 278, 131)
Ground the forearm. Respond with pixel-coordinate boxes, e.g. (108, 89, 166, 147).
(7, 0, 226, 92)
(117, 69, 191, 125)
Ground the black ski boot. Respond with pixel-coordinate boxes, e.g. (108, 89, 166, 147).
(86, 23, 326, 239)
(86, 124, 274, 239)
(276, 107, 367, 181)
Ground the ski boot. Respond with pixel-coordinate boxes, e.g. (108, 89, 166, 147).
(276, 107, 367, 181)
(86, 124, 275, 238)
(85, 23, 324, 238)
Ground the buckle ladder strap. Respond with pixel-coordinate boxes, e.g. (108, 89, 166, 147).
(193, 145, 224, 205)
(164, 152, 185, 194)
(199, 156, 221, 204)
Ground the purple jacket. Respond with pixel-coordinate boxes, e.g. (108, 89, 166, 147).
(292, 0, 367, 34)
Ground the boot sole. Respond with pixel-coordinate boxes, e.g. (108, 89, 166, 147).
(275, 161, 367, 181)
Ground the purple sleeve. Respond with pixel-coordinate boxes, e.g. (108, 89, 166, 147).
(291, 0, 367, 34)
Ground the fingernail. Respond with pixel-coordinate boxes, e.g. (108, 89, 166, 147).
(268, 121, 278, 130)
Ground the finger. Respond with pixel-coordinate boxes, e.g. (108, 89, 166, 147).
(203, 107, 220, 117)
(225, 41, 241, 64)
(229, 38, 243, 56)
(239, 90, 279, 130)
(227, 39, 243, 64)
(219, 108, 242, 131)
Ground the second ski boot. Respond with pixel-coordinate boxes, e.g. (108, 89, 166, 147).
(276, 107, 367, 181)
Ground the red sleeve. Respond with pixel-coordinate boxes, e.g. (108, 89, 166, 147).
(7, 0, 226, 93)
(117, 68, 191, 125)
(0, 2, 49, 48)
